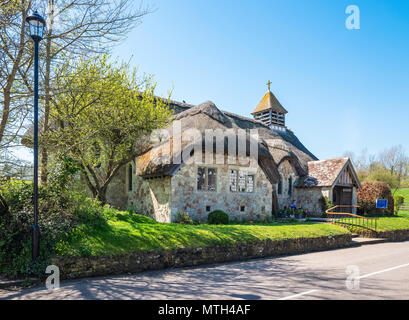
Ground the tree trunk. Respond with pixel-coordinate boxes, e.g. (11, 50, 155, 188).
(96, 189, 107, 205)
(0, 193, 9, 216)
(0, 7, 27, 145)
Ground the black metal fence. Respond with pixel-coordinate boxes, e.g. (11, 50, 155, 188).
(326, 206, 378, 237)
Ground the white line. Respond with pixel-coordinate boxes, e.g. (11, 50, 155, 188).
(358, 263, 409, 280)
(278, 263, 409, 300)
(278, 290, 319, 300)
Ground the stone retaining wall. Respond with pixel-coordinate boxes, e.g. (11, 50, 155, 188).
(377, 229, 409, 242)
(52, 234, 352, 280)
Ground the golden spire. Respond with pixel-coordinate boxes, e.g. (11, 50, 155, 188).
(251, 83, 288, 115)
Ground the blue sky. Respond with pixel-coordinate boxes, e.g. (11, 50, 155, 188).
(110, 0, 409, 161)
(15, 0, 409, 162)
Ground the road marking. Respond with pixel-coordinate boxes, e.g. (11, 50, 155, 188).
(358, 263, 409, 280)
(278, 290, 318, 300)
(279, 263, 409, 300)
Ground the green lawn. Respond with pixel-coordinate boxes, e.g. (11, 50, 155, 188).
(57, 212, 350, 257)
(395, 188, 409, 201)
(373, 188, 409, 231)
(55, 188, 409, 257)
(377, 213, 409, 231)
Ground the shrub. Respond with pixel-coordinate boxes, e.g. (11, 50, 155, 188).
(295, 209, 305, 217)
(394, 195, 405, 215)
(0, 178, 111, 278)
(357, 181, 395, 215)
(207, 210, 229, 225)
(174, 212, 193, 225)
(319, 196, 334, 216)
(66, 191, 106, 224)
(0, 180, 75, 278)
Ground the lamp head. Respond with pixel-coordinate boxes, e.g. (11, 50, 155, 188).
(26, 11, 46, 41)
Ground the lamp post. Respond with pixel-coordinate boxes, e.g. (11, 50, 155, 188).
(26, 11, 46, 260)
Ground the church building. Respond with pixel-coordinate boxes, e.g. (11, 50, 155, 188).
(105, 83, 361, 222)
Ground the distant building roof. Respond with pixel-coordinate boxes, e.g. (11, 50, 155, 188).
(251, 91, 288, 115)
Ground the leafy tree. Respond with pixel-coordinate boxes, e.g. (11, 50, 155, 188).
(366, 167, 400, 191)
(43, 55, 173, 203)
(394, 195, 405, 215)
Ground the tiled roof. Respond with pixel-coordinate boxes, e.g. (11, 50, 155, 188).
(296, 158, 351, 188)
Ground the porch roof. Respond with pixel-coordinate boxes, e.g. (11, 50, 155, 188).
(295, 158, 361, 189)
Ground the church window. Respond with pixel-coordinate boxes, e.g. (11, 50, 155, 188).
(278, 177, 283, 195)
(230, 170, 255, 193)
(288, 176, 293, 196)
(246, 175, 254, 193)
(238, 171, 246, 192)
(198, 167, 217, 192)
(128, 164, 133, 192)
(230, 170, 237, 192)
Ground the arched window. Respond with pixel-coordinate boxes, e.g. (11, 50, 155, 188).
(128, 164, 133, 192)
(278, 176, 283, 195)
(288, 176, 293, 196)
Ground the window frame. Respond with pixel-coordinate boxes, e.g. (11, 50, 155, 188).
(278, 176, 283, 195)
(128, 163, 133, 192)
(288, 176, 293, 196)
(197, 167, 217, 192)
(229, 169, 255, 194)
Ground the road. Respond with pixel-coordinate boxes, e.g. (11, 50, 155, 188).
(1, 241, 409, 300)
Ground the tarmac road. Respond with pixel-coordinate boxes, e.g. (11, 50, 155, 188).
(1, 241, 409, 300)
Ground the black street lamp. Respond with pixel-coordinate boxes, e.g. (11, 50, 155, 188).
(26, 11, 46, 260)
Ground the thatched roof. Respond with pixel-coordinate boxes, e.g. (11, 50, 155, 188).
(22, 95, 319, 186)
(251, 91, 288, 115)
(137, 100, 318, 184)
(296, 158, 361, 188)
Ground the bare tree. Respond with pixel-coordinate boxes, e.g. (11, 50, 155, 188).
(344, 148, 372, 172)
(0, 0, 151, 183)
(0, 1, 32, 155)
(379, 145, 408, 177)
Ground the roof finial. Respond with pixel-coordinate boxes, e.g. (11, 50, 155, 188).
(266, 80, 272, 92)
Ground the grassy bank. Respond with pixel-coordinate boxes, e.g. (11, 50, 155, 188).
(57, 212, 350, 257)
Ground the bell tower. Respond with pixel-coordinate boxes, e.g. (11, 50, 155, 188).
(252, 81, 288, 132)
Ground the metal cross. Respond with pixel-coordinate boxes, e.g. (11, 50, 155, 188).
(266, 80, 272, 91)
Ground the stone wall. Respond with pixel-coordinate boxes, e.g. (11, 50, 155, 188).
(376, 229, 409, 242)
(101, 166, 128, 210)
(128, 175, 172, 223)
(52, 234, 352, 280)
(170, 161, 273, 222)
(295, 187, 330, 216)
(277, 160, 298, 210)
